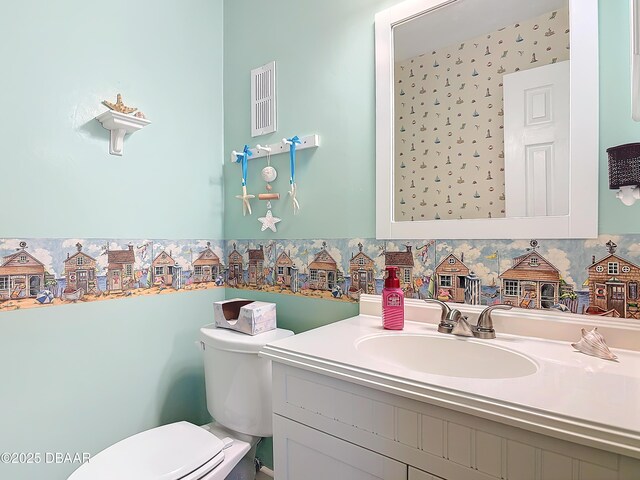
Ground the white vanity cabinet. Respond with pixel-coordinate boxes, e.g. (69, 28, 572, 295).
(271, 363, 640, 480)
(273, 415, 406, 480)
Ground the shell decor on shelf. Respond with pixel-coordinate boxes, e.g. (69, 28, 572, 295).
(571, 328, 618, 361)
(95, 93, 150, 156)
(102, 93, 137, 114)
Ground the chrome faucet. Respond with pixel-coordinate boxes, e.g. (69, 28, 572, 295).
(472, 304, 513, 339)
(425, 300, 512, 339)
(424, 299, 472, 336)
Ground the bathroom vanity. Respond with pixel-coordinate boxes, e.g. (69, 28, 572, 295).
(261, 296, 640, 480)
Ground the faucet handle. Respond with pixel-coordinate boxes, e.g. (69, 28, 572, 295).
(424, 299, 455, 334)
(423, 298, 452, 323)
(477, 304, 512, 328)
(474, 304, 512, 339)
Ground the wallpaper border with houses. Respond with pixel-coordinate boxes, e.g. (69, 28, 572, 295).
(225, 235, 640, 320)
(0, 238, 225, 313)
(3, 235, 640, 322)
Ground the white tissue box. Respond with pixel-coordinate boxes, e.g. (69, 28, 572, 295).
(213, 298, 277, 335)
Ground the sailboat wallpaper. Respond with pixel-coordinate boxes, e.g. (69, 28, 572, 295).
(394, 7, 570, 221)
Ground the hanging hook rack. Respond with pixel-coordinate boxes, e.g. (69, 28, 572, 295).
(229, 134, 320, 162)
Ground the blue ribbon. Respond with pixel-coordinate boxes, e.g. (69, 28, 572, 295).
(234, 145, 253, 186)
(287, 136, 301, 184)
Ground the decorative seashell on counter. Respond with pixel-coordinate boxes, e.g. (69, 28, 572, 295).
(134, 111, 146, 119)
(571, 328, 618, 361)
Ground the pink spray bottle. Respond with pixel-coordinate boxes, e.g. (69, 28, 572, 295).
(382, 266, 404, 330)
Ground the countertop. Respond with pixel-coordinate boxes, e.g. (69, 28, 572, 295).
(261, 314, 640, 459)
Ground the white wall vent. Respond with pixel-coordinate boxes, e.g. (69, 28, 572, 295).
(251, 61, 277, 137)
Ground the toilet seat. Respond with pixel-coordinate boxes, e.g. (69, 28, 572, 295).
(68, 422, 226, 480)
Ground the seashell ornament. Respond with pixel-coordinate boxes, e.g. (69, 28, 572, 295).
(261, 166, 277, 189)
(260, 147, 277, 191)
(571, 328, 618, 361)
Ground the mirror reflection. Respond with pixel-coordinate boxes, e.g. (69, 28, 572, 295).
(393, 0, 570, 222)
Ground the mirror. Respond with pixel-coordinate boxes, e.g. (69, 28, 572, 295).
(375, 0, 599, 239)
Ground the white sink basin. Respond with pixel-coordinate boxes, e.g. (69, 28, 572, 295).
(356, 334, 538, 379)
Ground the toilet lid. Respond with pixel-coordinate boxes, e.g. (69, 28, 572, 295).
(69, 422, 224, 480)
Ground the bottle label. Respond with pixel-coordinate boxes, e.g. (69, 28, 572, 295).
(386, 292, 402, 307)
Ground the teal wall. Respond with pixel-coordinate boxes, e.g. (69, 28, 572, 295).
(223, 0, 640, 281)
(223, 0, 640, 466)
(599, 0, 640, 231)
(1, 0, 638, 477)
(1, 1, 224, 239)
(224, 0, 403, 240)
(0, 1, 224, 479)
(224, 0, 640, 243)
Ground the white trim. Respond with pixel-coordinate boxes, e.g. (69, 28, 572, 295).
(375, 0, 599, 239)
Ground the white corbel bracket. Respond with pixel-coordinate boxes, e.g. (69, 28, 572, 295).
(95, 110, 151, 156)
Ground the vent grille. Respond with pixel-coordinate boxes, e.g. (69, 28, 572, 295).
(251, 61, 277, 137)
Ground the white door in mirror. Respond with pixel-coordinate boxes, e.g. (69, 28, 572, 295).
(504, 61, 570, 217)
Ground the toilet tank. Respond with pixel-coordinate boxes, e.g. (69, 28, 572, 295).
(199, 325, 293, 437)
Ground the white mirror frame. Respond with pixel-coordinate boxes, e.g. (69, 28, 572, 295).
(632, 0, 640, 120)
(375, 0, 599, 239)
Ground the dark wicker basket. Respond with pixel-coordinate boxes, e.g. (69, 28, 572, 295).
(606, 143, 640, 189)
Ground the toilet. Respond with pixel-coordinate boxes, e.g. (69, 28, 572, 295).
(68, 324, 293, 480)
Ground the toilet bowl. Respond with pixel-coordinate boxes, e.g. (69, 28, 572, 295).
(68, 326, 293, 480)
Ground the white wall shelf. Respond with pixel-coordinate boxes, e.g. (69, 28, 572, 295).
(229, 134, 320, 162)
(95, 110, 151, 156)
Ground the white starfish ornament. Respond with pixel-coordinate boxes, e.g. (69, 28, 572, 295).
(235, 185, 255, 216)
(258, 208, 281, 232)
(289, 183, 300, 214)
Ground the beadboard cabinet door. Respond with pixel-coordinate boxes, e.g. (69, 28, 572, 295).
(273, 415, 407, 480)
(272, 363, 640, 480)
